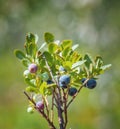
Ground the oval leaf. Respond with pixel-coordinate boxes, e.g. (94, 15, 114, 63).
(44, 32, 54, 44)
(61, 40, 72, 49)
(72, 60, 86, 69)
(72, 44, 79, 51)
(38, 42, 46, 51)
(100, 64, 112, 71)
(26, 33, 35, 43)
(26, 86, 38, 93)
(14, 49, 25, 60)
(48, 43, 58, 54)
(84, 54, 93, 68)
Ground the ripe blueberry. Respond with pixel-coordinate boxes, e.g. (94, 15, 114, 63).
(68, 87, 77, 96)
(47, 80, 53, 84)
(36, 101, 44, 110)
(28, 63, 38, 73)
(59, 75, 70, 88)
(81, 78, 86, 83)
(86, 79, 97, 89)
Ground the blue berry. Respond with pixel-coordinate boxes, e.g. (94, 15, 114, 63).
(81, 78, 86, 83)
(47, 80, 53, 84)
(86, 79, 97, 89)
(59, 75, 70, 88)
(28, 63, 38, 73)
(68, 87, 77, 96)
(59, 81, 67, 88)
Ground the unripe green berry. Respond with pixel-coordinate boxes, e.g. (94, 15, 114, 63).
(27, 107, 34, 113)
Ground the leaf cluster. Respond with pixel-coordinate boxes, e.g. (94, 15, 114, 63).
(14, 32, 111, 129)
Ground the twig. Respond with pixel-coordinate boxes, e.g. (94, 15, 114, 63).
(42, 96, 49, 119)
(67, 79, 89, 108)
(51, 88, 55, 122)
(67, 86, 83, 108)
(23, 91, 36, 105)
(62, 89, 68, 129)
(23, 91, 56, 129)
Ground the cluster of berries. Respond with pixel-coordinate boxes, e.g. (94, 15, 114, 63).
(26, 64, 97, 111)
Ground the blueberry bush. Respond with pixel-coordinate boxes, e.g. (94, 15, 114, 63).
(14, 32, 111, 129)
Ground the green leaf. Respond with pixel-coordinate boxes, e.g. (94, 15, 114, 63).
(39, 82, 53, 95)
(39, 59, 46, 68)
(55, 54, 64, 63)
(29, 43, 37, 57)
(25, 78, 36, 87)
(43, 51, 53, 65)
(100, 64, 112, 71)
(62, 47, 71, 58)
(72, 44, 79, 51)
(38, 42, 46, 51)
(70, 51, 81, 63)
(14, 49, 25, 60)
(61, 40, 72, 49)
(48, 43, 58, 54)
(26, 33, 35, 43)
(39, 82, 47, 95)
(22, 59, 30, 67)
(84, 54, 93, 68)
(95, 56, 103, 68)
(35, 34, 39, 44)
(26, 86, 38, 93)
(41, 72, 49, 81)
(63, 61, 72, 69)
(72, 60, 86, 69)
(44, 32, 54, 44)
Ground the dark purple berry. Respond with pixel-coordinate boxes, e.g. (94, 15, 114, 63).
(36, 101, 44, 110)
(86, 79, 97, 89)
(47, 80, 53, 84)
(28, 63, 38, 73)
(68, 87, 77, 96)
(81, 78, 86, 83)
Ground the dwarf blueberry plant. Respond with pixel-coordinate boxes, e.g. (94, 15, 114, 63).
(14, 32, 111, 129)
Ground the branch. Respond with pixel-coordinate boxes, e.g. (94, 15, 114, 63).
(62, 89, 68, 129)
(51, 89, 55, 122)
(67, 86, 83, 108)
(67, 79, 89, 108)
(23, 91, 56, 129)
(23, 91, 36, 105)
(42, 96, 49, 119)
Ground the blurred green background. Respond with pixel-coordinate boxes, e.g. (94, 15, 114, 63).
(0, 0, 120, 129)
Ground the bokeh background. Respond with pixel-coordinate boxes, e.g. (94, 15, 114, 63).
(0, 0, 120, 129)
